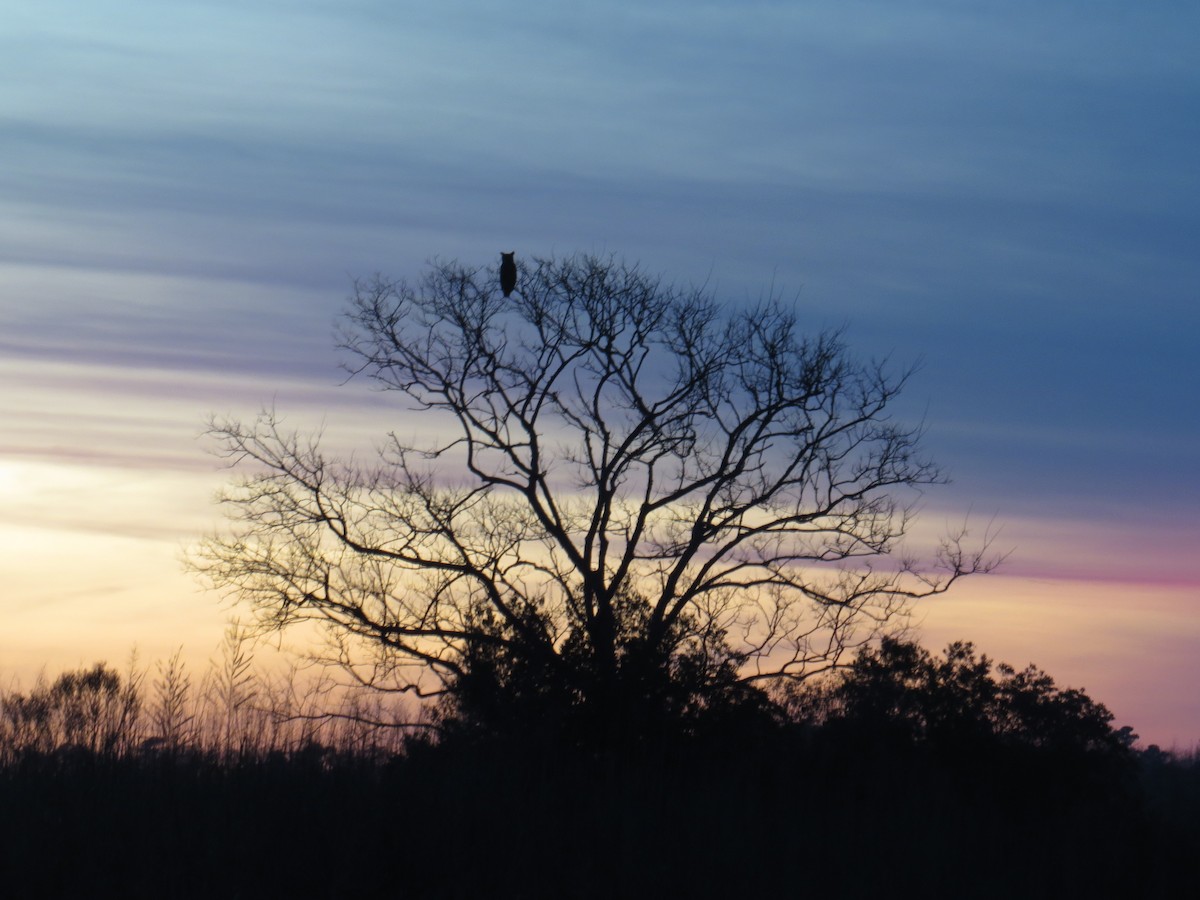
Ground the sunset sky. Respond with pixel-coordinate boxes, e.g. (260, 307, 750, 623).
(2, 2, 1197, 746)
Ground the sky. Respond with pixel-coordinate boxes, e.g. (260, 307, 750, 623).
(2, 1, 1198, 746)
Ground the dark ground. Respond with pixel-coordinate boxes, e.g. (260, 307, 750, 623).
(1, 734, 1197, 899)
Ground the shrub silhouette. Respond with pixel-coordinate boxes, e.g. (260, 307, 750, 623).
(0, 663, 140, 757)
(443, 587, 776, 747)
(810, 637, 1137, 771)
(1, 642, 1197, 898)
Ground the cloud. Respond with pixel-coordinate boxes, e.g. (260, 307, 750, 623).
(2, 0, 1198, 745)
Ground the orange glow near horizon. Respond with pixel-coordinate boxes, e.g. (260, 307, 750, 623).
(3, 0, 1198, 774)
(2, 439, 1196, 750)
(2, 342, 1197, 749)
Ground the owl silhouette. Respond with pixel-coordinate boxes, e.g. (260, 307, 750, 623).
(499, 251, 517, 298)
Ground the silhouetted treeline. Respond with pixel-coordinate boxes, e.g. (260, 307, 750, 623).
(1, 638, 1198, 897)
(0, 627, 414, 766)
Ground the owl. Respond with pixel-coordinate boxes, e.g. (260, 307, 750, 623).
(500, 251, 517, 298)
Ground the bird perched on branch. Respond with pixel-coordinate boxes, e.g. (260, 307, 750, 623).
(500, 251, 517, 297)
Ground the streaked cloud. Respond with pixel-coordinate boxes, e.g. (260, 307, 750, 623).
(1, 0, 1197, 742)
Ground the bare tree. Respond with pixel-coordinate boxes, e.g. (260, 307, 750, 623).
(194, 254, 994, 740)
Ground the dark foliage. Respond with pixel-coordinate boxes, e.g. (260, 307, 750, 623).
(442, 588, 778, 748)
(0, 663, 141, 757)
(2, 734, 1198, 898)
(0, 644, 1196, 897)
(817, 637, 1138, 765)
